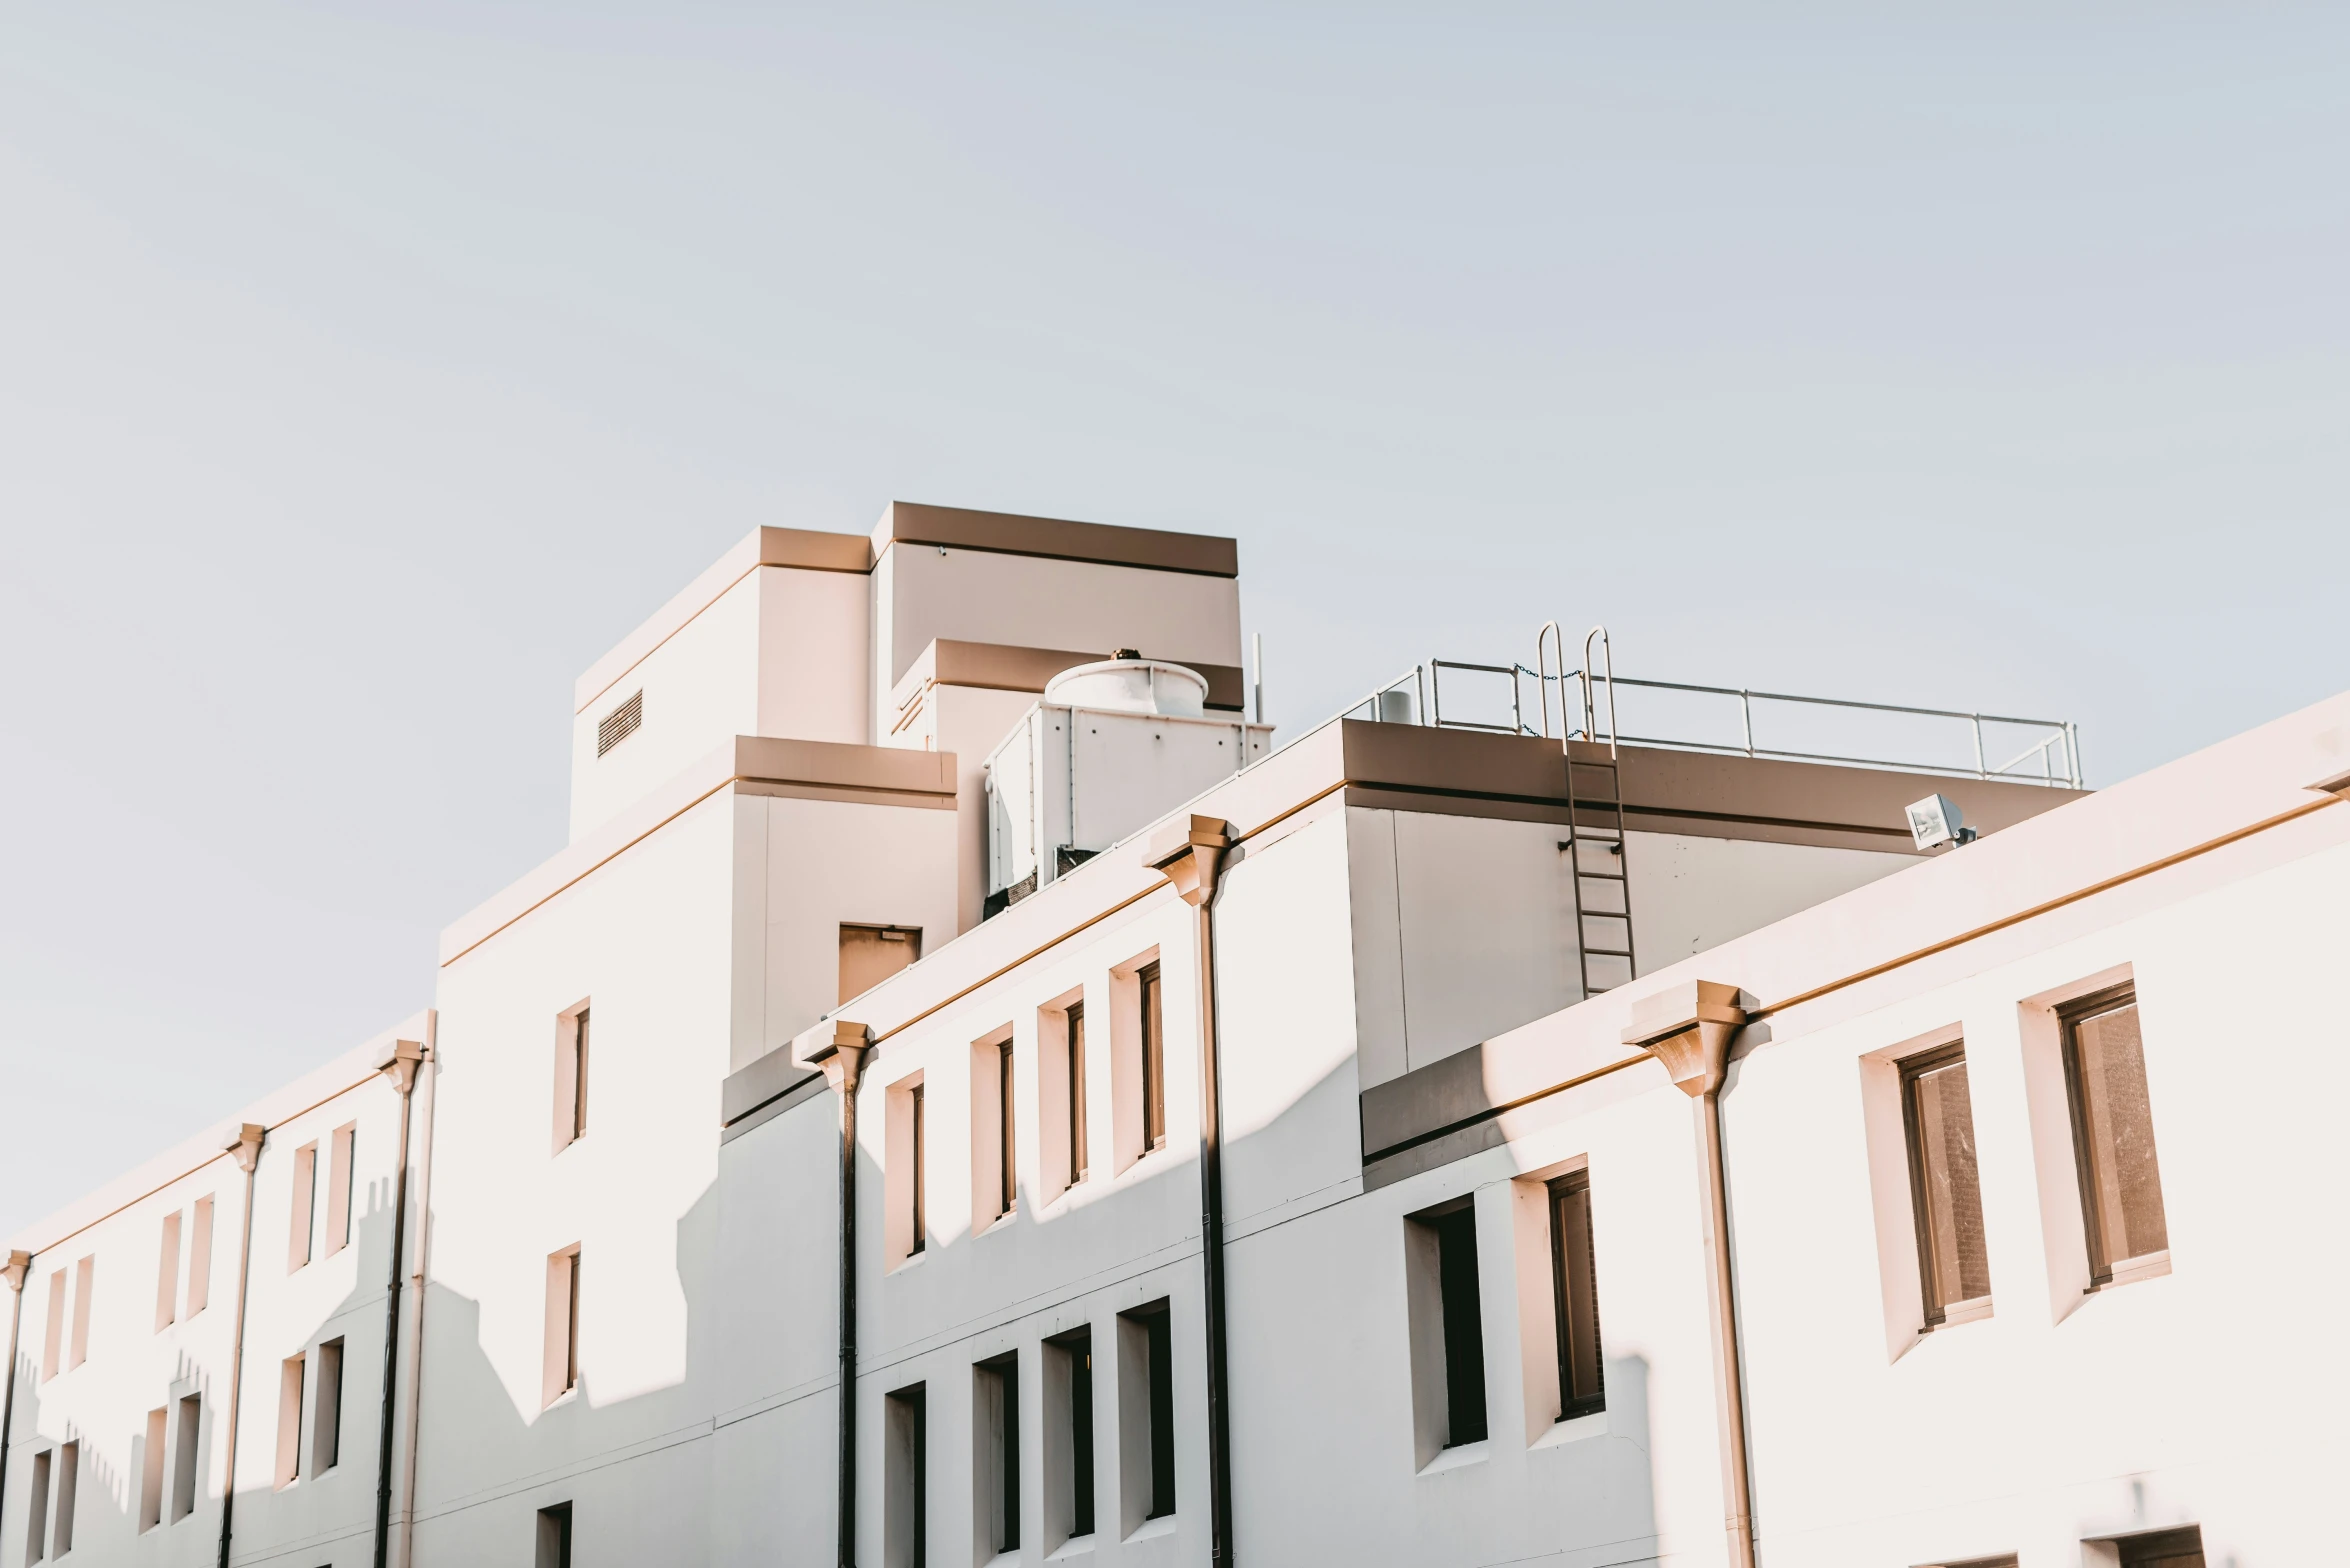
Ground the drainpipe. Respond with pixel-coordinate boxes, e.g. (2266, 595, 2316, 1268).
(1623, 982, 1757, 1568)
(217, 1122, 267, 1568)
(1143, 814, 1237, 1566)
(0, 1250, 30, 1546)
(372, 1038, 426, 1568)
(819, 1022, 875, 1568)
(395, 1013, 440, 1568)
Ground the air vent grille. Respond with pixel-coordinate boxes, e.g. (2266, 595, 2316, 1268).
(596, 690, 643, 756)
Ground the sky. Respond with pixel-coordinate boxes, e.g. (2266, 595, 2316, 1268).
(4, 5, 2347, 1239)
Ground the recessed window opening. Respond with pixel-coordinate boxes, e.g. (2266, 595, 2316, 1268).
(313, 1338, 345, 1474)
(535, 1502, 574, 1568)
(2114, 1525, 2205, 1566)
(26, 1448, 50, 1563)
(885, 1383, 928, 1568)
(1047, 1326, 1095, 1546)
(289, 1141, 319, 1272)
(49, 1444, 76, 1557)
(276, 1355, 306, 1487)
(2060, 986, 2169, 1286)
(1138, 962, 1166, 1154)
(998, 1038, 1017, 1221)
(67, 1258, 92, 1371)
(554, 1005, 591, 1154)
(325, 1123, 357, 1256)
(171, 1394, 202, 1521)
(155, 1209, 183, 1332)
(1547, 1172, 1605, 1420)
(41, 1269, 64, 1381)
(910, 1085, 927, 1256)
(1118, 1299, 1177, 1528)
(975, 1352, 1020, 1556)
(595, 688, 641, 756)
(1901, 1044, 1993, 1326)
(1066, 1002, 1089, 1188)
(1405, 1197, 1488, 1463)
(187, 1196, 214, 1316)
(544, 1246, 582, 1406)
(140, 1406, 167, 1529)
(840, 924, 923, 1005)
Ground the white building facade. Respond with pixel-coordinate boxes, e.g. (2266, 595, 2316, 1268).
(7, 501, 2335, 1568)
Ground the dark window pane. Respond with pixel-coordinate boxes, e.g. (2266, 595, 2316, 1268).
(2066, 997, 2169, 1277)
(1548, 1174, 1605, 1418)
(1435, 1206, 1488, 1445)
(1903, 1048, 1991, 1320)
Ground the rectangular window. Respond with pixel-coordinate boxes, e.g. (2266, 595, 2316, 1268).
(276, 1355, 306, 1487)
(535, 1502, 574, 1568)
(67, 1258, 92, 1371)
(1547, 1172, 1605, 1420)
(885, 1383, 927, 1568)
(2117, 1526, 2205, 1567)
(1405, 1198, 1488, 1463)
(1138, 962, 1166, 1153)
(1066, 1002, 1089, 1188)
(2060, 988, 2170, 1285)
(1901, 1044, 1993, 1325)
(841, 924, 922, 1005)
(555, 1006, 590, 1154)
(24, 1449, 49, 1564)
(288, 1141, 318, 1272)
(313, 1338, 345, 1473)
(909, 1085, 927, 1256)
(156, 1210, 183, 1332)
(187, 1196, 214, 1316)
(975, 1352, 1020, 1556)
(972, 1032, 1017, 1233)
(171, 1394, 202, 1521)
(140, 1406, 167, 1529)
(40, 1271, 64, 1381)
(1047, 1327, 1095, 1546)
(1118, 1299, 1177, 1526)
(49, 1444, 75, 1558)
(544, 1246, 582, 1406)
(998, 1038, 1017, 1222)
(325, 1124, 357, 1256)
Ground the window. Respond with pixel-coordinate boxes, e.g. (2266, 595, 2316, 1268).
(1118, 1300, 1177, 1529)
(535, 1502, 574, 1568)
(910, 1085, 927, 1256)
(1138, 962, 1166, 1154)
(67, 1258, 91, 1371)
(289, 1141, 318, 1272)
(2060, 987, 2169, 1285)
(971, 1031, 1018, 1233)
(171, 1394, 202, 1521)
(554, 1005, 591, 1154)
(1065, 1002, 1088, 1188)
(141, 1406, 167, 1529)
(187, 1196, 214, 1316)
(1405, 1197, 1488, 1464)
(1547, 1173, 1605, 1420)
(1046, 1327, 1095, 1548)
(998, 1038, 1017, 1222)
(975, 1352, 1020, 1557)
(324, 1124, 357, 1256)
(49, 1444, 75, 1557)
(885, 1383, 928, 1568)
(595, 687, 641, 756)
(544, 1246, 582, 1406)
(1900, 1044, 1992, 1326)
(2116, 1526, 2204, 1567)
(841, 923, 922, 1005)
(313, 1338, 345, 1474)
(25, 1449, 49, 1564)
(156, 1210, 183, 1331)
(40, 1270, 64, 1381)
(276, 1356, 306, 1486)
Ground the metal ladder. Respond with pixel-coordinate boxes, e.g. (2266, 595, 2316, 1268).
(1545, 624, 1637, 997)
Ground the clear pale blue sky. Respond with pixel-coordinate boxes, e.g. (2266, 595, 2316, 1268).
(5, 5, 2346, 1237)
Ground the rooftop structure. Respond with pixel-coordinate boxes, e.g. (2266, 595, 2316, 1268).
(6, 501, 2325, 1568)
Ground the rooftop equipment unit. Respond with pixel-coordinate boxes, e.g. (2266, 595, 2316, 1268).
(985, 656, 1273, 915)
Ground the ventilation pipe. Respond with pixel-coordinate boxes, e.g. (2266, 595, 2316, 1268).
(1143, 814, 1237, 1564)
(1623, 982, 1757, 1568)
(217, 1122, 266, 1568)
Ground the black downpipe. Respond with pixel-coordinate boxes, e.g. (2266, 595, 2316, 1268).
(0, 1254, 29, 1550)
(834, 1039, 870, 1568)
(372, 1053, 420, 1568)
(219, 1129, 264, 1568)
(1192, 897, 1237, 1564)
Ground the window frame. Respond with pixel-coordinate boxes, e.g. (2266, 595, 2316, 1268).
(2057, 983, 2169, 1287)
(1065, 1001, 1088, 1188)
(1898, 1041, 1993, 1327)
(1138, 962, 1166, 1154)
(1546, 1171, 1605, 1422)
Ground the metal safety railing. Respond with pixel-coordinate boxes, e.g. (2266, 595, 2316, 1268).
(1351, 625, 2083, 789)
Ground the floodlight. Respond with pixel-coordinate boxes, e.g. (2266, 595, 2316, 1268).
(1906, 793, 1975, 851)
